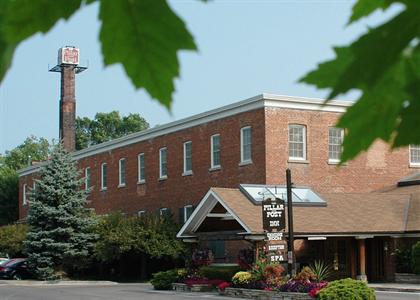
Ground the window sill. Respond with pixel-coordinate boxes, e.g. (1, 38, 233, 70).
(327, 160, 348, 166)
(100, 187, 107, 192)
(239, 160, 252, 166)
(118, 184, 126, 188)
(409, 163, 420, 168)
(137, 180, 146, 185)
(288, 159, 309, 164)
(159, 176, 168, 181)
(209, 166, 221, 172)
(182, 171, 193, 176)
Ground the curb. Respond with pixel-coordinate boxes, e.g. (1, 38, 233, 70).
(0, 280, 118, 287)
(371, 287, 420, 293)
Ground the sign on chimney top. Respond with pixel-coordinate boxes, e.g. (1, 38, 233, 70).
(58, 46, 79, 65)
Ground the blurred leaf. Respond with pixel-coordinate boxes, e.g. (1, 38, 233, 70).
(348, 0, 392, 24)
(300, 1, 420, 162)
(98, 0, 197, 109)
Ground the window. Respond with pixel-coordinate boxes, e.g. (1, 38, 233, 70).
(159, 148, 167, 179)
(101, 163, 107, 190)
(137, 210, 146, 217)
(288, 124, 306, 160)
(328, 128, 344, 163)
(85, 167, 91, 191)
(23, 184, 27, 206)
(183, 205, 194, 223)
(211, 134, 221, 168)
(119, 158, 126, 186)
(138, 153, 145, 183)
(410, 145, 420, 166)
(240, 126, 252, 163)
(160, 207, 170, 218)
(183, 141, 192, 175)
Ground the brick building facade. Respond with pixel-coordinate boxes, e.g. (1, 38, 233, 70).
(18, 94, 418, 221)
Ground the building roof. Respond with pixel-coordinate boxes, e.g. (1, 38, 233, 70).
(177, 186, 420, 239)
(18, 94, 352, 176)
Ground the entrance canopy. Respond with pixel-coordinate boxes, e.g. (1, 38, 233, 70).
(177, 185, 420, 241)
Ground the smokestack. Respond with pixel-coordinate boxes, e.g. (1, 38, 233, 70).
(49, 46, 87, 152)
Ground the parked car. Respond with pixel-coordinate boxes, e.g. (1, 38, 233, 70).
(0, 258, 32, 280)
(0, 258, 9, 264)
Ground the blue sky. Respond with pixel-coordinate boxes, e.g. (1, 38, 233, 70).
(0, 0, 399, 153)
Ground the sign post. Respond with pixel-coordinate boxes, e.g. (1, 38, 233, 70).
(286, 168, 296, 276)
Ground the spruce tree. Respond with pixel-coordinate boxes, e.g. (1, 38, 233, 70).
(25, 144, 96, 279)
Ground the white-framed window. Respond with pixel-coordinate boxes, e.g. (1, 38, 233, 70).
(211, 134, 221, 168)
(183, 205, 194, 223)
(288, 124, 306, 160)
(183, 141, 192, 175)
(101, 163, 107, 190)
(138, 153, 146, 183)
(240, 126, 252, 164)
(328, 127, 344, 163)
(119, 158, 126, 186)
(160, 207, 170, 217)
(410, 145, 420, 166)
(138, 210, 146, 217)
(23, 184, 27, 206)
(85, 167, 91, 191)
(159, 147, 167, 179)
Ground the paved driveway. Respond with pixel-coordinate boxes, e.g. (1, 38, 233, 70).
(0, 283, 419, 300)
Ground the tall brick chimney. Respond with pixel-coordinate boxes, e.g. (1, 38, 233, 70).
(50, 46, 87, 152)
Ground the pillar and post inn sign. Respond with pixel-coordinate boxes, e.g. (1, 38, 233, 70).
(262, 197, 287, 263)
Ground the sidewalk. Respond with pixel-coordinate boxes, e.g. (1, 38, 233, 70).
(369, 283, 420, 293)
(0, 280, 118, 286)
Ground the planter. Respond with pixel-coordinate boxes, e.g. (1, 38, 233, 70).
(224, 287, 312, 300)
(190, 284, 214, 292)
(172, 283, 190, 292)
(395, 273, 420, 284)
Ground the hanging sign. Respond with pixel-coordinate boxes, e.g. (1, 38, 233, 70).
(262, 198, 286, 233)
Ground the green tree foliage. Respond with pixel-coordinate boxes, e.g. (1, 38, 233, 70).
(93, 212, 186, 262)
(412, 241, 420, 274)
(0, 167, 18, 225)
(300, 0, 420, 162)
(0, 0, 197, 109)
(76, 111, 149, 150)
(24, 144, 96, 279)
(0, 224, 28, 257)
(2, 136, 50, 171)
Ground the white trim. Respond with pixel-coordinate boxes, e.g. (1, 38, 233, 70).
(328, 127, 344, 163)
(159, 207, 169, 216)
(18, 94, 352, 177)
(210, 134, 221, 169)
(159, 147, 167, 179)
(183, 141, 192, 175)
(288, 124, 307, 161)
(100, 163, 107, 190)
(177, 189, 252, 238)
(240, 126, 252, 164)
(84, 167, 91, 191)
(137, 153, 146, 183)
(22, 184, 27, 206)
(118, 158, 126, 186)
(138, 210, 146, 217)
(183, 205, 193, 223)
(409, 144, 420, 167)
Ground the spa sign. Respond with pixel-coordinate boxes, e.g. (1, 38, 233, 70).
(262, 198, 286, 233)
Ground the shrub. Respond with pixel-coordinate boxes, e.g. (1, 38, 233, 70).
(412, 242, 420, 274)
(232, 271, 252, 285)
(279, 280, 327, 294)
(218, 281, 231, 291)
(392, 248, 412, 273)
(309, 260, 332, 282)
(0, 224, 28, 257)
(199, 265, 242, 281)
(294, 266, 317, 282)
(318, 278, 375, 300)
(150, 269, 179, 290)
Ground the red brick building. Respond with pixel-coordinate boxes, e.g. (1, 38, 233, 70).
(18, 94, 418, 219)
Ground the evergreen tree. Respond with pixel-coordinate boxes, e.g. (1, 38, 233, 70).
(25, 144, 96, 279)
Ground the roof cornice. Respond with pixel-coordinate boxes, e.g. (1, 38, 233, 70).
(18, 93, 353, 177)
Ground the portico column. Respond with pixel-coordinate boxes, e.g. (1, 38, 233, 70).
(356, 238, 367, 282)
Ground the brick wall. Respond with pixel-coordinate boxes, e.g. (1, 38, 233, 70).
(264, 107, 413, 193)
(19, 105, 416, 220)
